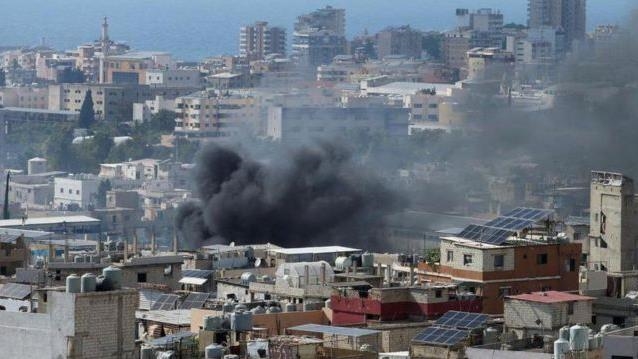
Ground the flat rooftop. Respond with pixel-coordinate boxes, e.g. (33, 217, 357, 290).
(268, 246, 360, 255)
(0, 215, 100, 228)
(507, 291, 595, 304)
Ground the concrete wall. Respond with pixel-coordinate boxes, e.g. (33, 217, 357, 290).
(216, 281, 252, 302)
(603, 331, 638, 359)
(380, 325, 428, 352)
(504, 299, 592, 336)
(0, 311, 53, 358)
(466, 348, 551, 359)
(190, 309, 328, 336)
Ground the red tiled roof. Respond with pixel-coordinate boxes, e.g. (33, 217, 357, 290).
(506, 291, 595, 303)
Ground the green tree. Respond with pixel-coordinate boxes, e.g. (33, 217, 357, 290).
(78, 89, 95, 129)
(0, 68, 5, 88)
(44, 123, 75, 171)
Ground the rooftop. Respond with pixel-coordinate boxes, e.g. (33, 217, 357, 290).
(287, 323, 380, 337)
(0, 215, 100, 228)
(108, 51, 170, 60)
(269, 246, 360, 255)
(0, 107, 79, 116)
(136, 309, 191, 326)
(507, 291, 595, 304)
(366, 82, 457, 96)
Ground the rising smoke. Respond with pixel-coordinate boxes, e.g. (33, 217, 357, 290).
(175, 142, 399, 249)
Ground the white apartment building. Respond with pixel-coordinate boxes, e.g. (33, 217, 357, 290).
(53, 175, 100, 210)
(132, 96, 174, 123)
(144, 68, 201, 88)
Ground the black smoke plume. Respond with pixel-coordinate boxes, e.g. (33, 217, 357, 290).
(175, 142, 399, 249)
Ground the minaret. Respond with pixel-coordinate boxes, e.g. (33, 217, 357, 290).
(99, 17, 110, 84)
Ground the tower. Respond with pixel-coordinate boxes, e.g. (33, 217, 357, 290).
(99, 17, 109, 84)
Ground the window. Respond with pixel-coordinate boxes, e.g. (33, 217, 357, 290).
(76, 190, 80, 195)
(463, 254, 473, 265)
(537, 253, 548, 265)
(60, 188, 64, 193)
(569, 258, 577, 272)
(447, 250, 454, 262)
(494, 254, 504, 268)
(68, 189, 72, 194)
(499, 287, 511, 297)
(137, 272, 147, 283)
(600, 212, 606, 234)
(435, 289, 442, 298)
(567, 302, 574, 315)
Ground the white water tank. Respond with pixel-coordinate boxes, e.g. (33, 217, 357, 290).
(140, 345, 154, 359)
(204, 316, 223, 330)
(559, 326, 570, 341)
(240, 272, 256, 285)
(483, 327, 499, 344)
(251, 306, 266, 314)
(230, 310, 253, 331)
(66, 274, 81, 293)
(80, 273, 97, 292)
(569, 325, 589, 351)
(266, 306, 281, 313)
(222, 302, 234, 313)
(205, 344, 224, 359)
(102, 265, 122, 290)
(335, 256, 352, 270)
(554, 338, 570, 359)
(600, 324, 619, 333)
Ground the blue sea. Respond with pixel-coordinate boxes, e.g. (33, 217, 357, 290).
(0, 0, 634, 61)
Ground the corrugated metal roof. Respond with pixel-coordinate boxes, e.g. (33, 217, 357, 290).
(287, 324, 380, 337)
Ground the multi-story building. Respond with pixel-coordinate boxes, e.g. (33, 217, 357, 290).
(267, 106, 409, 142)
(239, 21, 287, 60)
(174, 90, 260, 138)
(468, 8, 505, 48)
(442, 30, 472, 71)
(132, 95, 174, 123)
(0, 284, 138, 358)
(144, 68, 201, 88)
(0, 86, 49, 109)
(0, 235, 29, 275)
(417, 208, 581, 314)
(7, 175, 53, 210)
(293, 6, 347, 68)
(53, 174, 100, 210)
(527, 0, 586, 48)
(49, 83, 152, 121)
(376, 26, 423, 60)
(102, 51, 174, 84)
(466, 47, 515, 80)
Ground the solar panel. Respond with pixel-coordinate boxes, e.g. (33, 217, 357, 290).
(502, 207, 553, 221)
(458, 224, 512, 245)
(0, 283, 32, 299)
(483, 216, 536, 231)
(413, 327, 468, 346)
(182, 269, 214, 279)
(435, 311, 489, 330)
(151, 294, 180, 310)
(179, 292, 210, 309)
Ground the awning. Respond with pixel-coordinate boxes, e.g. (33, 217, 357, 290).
(178, 277, 208, 285)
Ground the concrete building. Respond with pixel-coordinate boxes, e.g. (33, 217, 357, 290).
(267, 106, 409, 142)
(7, 175, 53, 210)
(240, 21, 287, 60)
(0, 107, 79, 124)
(376, 26, 423, 60)
(144, 68, 201, 88)
(588, 171, 638, 274)
(0, 234, 29, 275)
(418, 209, 581, 314)
(442, 30, 472, 71)
(0, 286, 137, 359)
(527, 0, 586, 48)
(504, 291, 594, 339)
(294, 6, 345, 37)
(53, 174, 100, 210)
(132, 95, 174, 123)
(0, 86, 49, 109)
(601, 326, 638, 359)
(102, 51, 174, 84)
(174, 90, 260, 138)
(292, 6, 347, 68)
(49, 83, 152, 122)
(0, 215, 101, 234)
(466, 47, 515, 80)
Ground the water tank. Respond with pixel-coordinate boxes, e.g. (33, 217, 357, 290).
(325, 299, 331, 309)
(234, 303, 248, 312)
(222, 302, 234, 313)
(559, 326, 571, 341)
(285, 303, 296, 312)
(569, 325, 589, 351)
(335, 256, 352, 270)
(483, 327, 499, 344)
(588, 336, 598, 349)
(80, 273, 97, 293)
(230, 310, 253, 331)
(361, 252, 374, 267)
(203, 315, 223, 331)
(102, 265, 123, 290)
(594, 333, 604, 348)
(600, 324, 619, 333)
(251, 306, 266, 314)
(205, 344, 225, 359)
(240, 272, 256, 285)
(140, 345, 154, 359)
(66, 274, 81, 293)
(554, 338, 570, 359)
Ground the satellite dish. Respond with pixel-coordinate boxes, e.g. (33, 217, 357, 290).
(254, 258, 262, 268)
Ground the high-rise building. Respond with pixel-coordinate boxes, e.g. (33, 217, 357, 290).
(588, 171, 638, 273)
(376, 26, 423, 60)
(527, 0, 586, 47)
(292, 6, 347, 68)
(239, 21, 287, 61)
